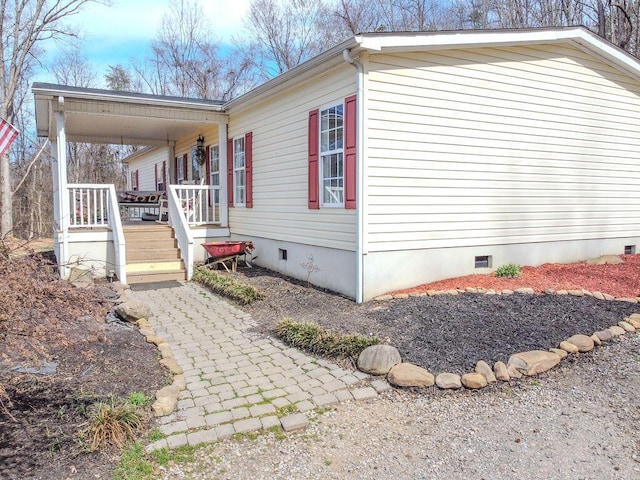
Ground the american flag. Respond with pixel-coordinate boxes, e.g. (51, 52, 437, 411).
(0, 118, 19, 157)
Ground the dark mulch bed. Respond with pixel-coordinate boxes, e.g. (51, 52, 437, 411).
(235, 267, 640, 374)
(0, 320, 169, 480)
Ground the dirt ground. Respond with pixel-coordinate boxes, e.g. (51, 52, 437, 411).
(2, 249, 640, 479)
(0, 245, 170, 480)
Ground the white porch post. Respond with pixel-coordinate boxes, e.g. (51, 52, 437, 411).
(219, 123, 228, 227)
(53, 96, 70, 279)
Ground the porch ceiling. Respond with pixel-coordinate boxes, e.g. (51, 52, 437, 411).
(33, 83, 228, 147)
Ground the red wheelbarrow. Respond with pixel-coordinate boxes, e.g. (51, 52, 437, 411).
(202, 241, 255, 273)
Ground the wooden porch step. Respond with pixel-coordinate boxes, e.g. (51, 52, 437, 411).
(123, 225, 175, 242)
(126, 269, 187, 284)
(127, 260, 184, 274)
(126, 248, 181, 263)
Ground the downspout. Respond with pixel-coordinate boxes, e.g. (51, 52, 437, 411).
(343, 49, 365, 303)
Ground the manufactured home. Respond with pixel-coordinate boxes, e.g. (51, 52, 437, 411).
(34, 27, 640, 302)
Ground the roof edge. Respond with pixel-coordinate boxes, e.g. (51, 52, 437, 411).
(32, 83, 225, 110)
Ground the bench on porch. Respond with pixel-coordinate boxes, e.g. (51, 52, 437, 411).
(118, 191, 167, 221)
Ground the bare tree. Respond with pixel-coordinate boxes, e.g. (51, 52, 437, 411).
(132, 0, 253, 100)
(242, 0, 340, 78)
(0, 0, 106, 237)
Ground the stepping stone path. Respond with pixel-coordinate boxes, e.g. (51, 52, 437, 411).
(129, 278, 640, 451)
(129, 282, 388, 451)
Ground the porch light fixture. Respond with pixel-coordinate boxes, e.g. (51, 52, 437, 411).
(195, 135, 206, 165)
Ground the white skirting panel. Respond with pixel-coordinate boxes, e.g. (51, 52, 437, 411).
(229, 235, 357, 300)
(362, 236, 640, 301)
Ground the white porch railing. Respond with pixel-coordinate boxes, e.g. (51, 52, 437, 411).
(66, 183, 126, 283)
(173, 185, 221, 226)
(68, 184, 110, 228)
(168, 185, 194, 280)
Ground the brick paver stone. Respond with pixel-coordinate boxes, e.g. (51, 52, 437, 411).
(129, 282, 378, 447)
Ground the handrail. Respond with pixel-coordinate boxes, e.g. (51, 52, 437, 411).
(66, 183, 126, 283)
(168, 185, 194, 280)
(68, 184, 110, 228)
(106, 184, 126, 284)
(173, 185, 220, 225)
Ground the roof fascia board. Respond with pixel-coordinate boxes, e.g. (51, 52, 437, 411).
(33, 83, 226, 111)
(356, 27, 640, 81)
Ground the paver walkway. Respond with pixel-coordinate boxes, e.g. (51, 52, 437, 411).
(130, 282, 389, 450)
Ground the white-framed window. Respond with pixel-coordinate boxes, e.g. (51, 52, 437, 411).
(155, 162, 165, 191)
(131, 169, 139, 191)
(177, 156, 185, 183)
(190, 145, 201, 182)
(210, 144, 220, 203)
(233, 136, 246, 206)
(320, 103, 344, 206)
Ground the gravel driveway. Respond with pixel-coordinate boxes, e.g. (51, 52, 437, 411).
(159, 333, 640, 479)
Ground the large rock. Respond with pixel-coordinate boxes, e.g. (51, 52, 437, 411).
(461, 373, 487, 389)
(565, 334, 594, 352)
(508, 350, 561, 376)
(435, 373, 462, 389)
(493, 361, 510, 381)
(594, 330, 613, 342)
(609, 325, 626, 337)
(357, 345, 401, 375)
(387, 363, 434, 387)
(115, 300, 151, 323)
(618, 321, 635, 333)
(559, 340, 579, 354)
(68, 264, 95, 288)
(586, 255, 623, 265)
(475, 360, 497, 383)
(549, 348, 568, 359)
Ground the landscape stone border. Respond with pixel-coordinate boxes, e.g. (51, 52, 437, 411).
(371, 287, 640, 390)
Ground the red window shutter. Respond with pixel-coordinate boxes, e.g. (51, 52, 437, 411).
(154, 164, 158, 189)
(245, 132, 253, 208)
(183, 153, 188, 181)
(135, 170, 139, 191)
(308, 109, 319, 209)
(227, 138, 234, 206)
(174, 156, 178, 183)
(162, 161, 167, 191)
(344, 95, 357, 209)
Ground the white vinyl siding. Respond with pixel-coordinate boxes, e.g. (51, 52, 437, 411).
(365, 45, 640, 253)
(227, 64, 357, 250)
(126, 147, 169, 191)
(174, 125, 221, 184)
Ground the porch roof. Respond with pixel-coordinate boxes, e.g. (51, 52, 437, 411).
(33, 83, 228, 147)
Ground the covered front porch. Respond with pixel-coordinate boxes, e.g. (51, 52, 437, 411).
(33, 83, 231, 284)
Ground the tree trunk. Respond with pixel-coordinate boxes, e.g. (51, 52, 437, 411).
(1, 152, 12, 237)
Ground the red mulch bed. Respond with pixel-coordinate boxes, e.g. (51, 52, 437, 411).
(392, 255, 640, 298)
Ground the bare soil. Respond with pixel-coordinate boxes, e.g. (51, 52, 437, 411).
(0, 246, 169, 480)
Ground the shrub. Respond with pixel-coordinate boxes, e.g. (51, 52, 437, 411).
(81, 397, 145, 451)
(192, 267, 264, 304)
(495, 263, 522, 278)
(274, 318, 379, 359)
(127, 392, 150, 408)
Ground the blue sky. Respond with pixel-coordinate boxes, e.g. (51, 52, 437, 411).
(37, 0, 250, 86)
